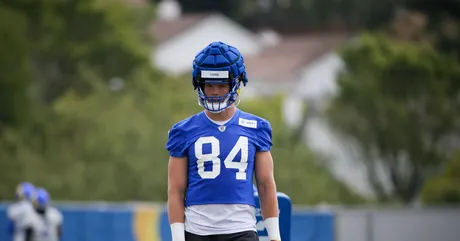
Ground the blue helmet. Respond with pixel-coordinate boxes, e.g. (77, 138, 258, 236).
(33, 188, 50, 207)
(192, 41, 248, 113)
(15, 182, 35, 201)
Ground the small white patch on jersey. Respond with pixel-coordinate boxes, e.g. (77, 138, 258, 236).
(238, 118, 257, 128)
(201, 70, 229, 79)
(218, 125, 226, 132)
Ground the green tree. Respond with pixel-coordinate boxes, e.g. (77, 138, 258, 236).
(1, 0, 153, 103)
(157, 0, 249, 22)
(421, 151, 460, 205)
(0, 73, 364, 205)
(0, 67, 194, 201)
(241, 0, 401, 32)
(0, 4, 30, 128)
(0, 0, 158, 199)
(327, 33, 460, 205)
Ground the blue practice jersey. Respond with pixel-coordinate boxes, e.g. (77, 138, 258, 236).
(166, 109, 273, 207)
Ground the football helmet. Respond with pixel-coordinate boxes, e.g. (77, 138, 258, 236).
(15, 182, 35, 201)
(33, 188, 50, 207)
(192, 41, 248, 113)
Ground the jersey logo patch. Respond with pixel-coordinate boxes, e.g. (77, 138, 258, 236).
(218, 125, 226, 132)
(239, 118, 257, 128)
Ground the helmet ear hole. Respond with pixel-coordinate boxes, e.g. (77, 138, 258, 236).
(193, 76, 201, 90)
(192, 77, 197, 89)
(240, 73, 247, 86)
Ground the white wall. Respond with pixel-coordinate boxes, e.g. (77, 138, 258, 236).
(153, 14, 263, 76)
(336, 207, 460, 241)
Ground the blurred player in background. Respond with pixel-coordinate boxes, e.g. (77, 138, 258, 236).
(7, 182, 36, 241)
(166, 41, 281, 241)
(23, 188, 63, 241)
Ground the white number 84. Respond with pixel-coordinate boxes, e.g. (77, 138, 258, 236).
(194, 136, 249, 180)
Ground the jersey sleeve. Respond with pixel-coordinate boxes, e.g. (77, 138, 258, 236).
(7, 204, 20, 220)
(165, 125, 187, 157)
(55, 209, 63, 225)
(256, 119, 273, 152)
(6, 205, 15, 219)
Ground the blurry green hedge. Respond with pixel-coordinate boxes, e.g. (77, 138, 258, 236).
(0, 71, 364, 204)
(328, 32, 460, 205)
(421, 151, 460, 205)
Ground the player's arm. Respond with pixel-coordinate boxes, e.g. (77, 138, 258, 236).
(166, 125, 188, 241)
(255, 151, 278, 219)
(57, 225, 62, 240)
(6, 206, 17, 220)
(167, 156, 188, 241)
(56, 210, 63, 240)
(255, 120, 281, 241)
(255, 151, 281, 241)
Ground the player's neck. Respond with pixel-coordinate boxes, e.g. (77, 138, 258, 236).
(204, 106, 237, 122)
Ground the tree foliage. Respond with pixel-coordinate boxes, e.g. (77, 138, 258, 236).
(0, 0, 153, 103)
(327, 33, 460, 205)
(0, 72, 364, 204)
(0, 0, 159, 200)
(0, 68, 192, 201)
(421, 151, 460, 205)
(0, 4, 30, 128)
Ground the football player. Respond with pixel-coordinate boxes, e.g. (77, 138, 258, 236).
(23, 188, 63, 241)
(7, 182, 36, 241)
(166, 41, 281, 241)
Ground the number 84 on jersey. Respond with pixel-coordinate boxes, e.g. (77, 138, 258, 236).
(194, 135, 251, 180)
